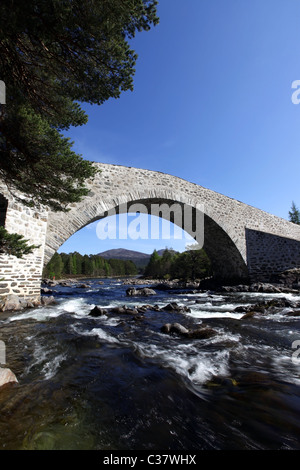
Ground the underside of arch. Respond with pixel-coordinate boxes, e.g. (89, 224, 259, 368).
(45, 197, 249, 283)
(203, 214, 249, 283)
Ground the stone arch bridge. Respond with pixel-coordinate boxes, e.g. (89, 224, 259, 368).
(1, 163, 300, 300)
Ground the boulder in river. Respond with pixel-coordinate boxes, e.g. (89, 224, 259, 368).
(41, 296, 56, 306)
(161, 322, 217, 340)
(161, 323, 189, 336)
(0, 368, 18, 388)
(111, 305, 139, 315)
(126, 287, 156, 297)
(41, 287, 53, 295)
(89, 306, 108, 317)
(0, 294, 23, 312)
(186, 327, 217, 339)
(162, 302, 191, 313)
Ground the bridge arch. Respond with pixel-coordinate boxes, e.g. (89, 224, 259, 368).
(44, 188, 249, 283)
(2, 162, 300, 300)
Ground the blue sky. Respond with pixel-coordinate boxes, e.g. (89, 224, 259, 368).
(59, 0, 300, 256)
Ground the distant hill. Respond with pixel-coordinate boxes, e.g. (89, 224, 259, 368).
(97, 248, 177, 270)
(97, 248, 150, 270)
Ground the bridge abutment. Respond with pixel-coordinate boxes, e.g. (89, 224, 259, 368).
(0, 185, 48, 302)
(246, 228, 300, 283)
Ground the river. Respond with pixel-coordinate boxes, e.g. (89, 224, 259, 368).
(0, 277, 300, 450)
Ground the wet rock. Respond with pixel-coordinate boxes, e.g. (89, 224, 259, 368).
(136, 305, 150, 313)
(111, 306, 127, 314)
(42, 278, 58, 287)
(152, 304, 162, 312)
(153, 283, 171, 291)
(122, 278, 159, 286)
(236, 371, 280, 391)
(0, 294, 22, 312)
(271, 268, 300, 289)
(187, 327, 217, 339)
(205, 375, 238, 389)
(59, 281, 73, 287)
(218, 282, 293, 294)
(285, 310, 300, 317)
(110, 305, 139, 315)
(41, 296, 56, 306)
(161, 323, 172, 333)
(162, 302, 179, 311)
(125, 308, 139, 315)
(126, 287, 157, 297)
(0, 368, 18, 388)
(241, 311, 257, 320)
(41, 287, 53, 294)
(161, 322, 217, 339)
(250, 283, 283, 294)
(132, 315, 145, 321)
(161, 322, 189, 336)
(162, 303, 191, 313)
(236, 297, 300, 318)
(234, 305, 250, 313)
(89, 306, 108, 317)
(76, 283, 90, 289)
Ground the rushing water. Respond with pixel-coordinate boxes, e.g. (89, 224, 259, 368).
(0, 277, 300, 450)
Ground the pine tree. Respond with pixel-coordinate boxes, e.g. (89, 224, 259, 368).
(0, 0, 159, 256)
(144, 249, 162, 278)
(289, 202, 300, 225)
(0, 227, 39, 258)
(0, 0, 159, 211)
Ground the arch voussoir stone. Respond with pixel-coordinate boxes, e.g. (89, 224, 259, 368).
(1, 162, 300, 300)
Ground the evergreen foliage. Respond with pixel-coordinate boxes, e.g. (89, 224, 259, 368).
(0, 226, 39, 258)
(0, 0, 159, 211)
(289, 201, 300, 225)
(144, 247, 212, 281)
(0, 1, 158, 257)
(43, 251, 138, 279)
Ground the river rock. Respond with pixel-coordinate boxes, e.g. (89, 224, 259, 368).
(161, 322, 217, 339)
(0, 294, 22, 312)
(241, 311, 257, 319)
(152, 304, 162, 312)
(270, 268, 300, 289)
(285, 310, 300, 317)
(161, 323, 189, 336)
(41, 296, 56, 306)
(126, 287, 156, 297)
(111, 306, 126, 314)
(187, 327, 217, 339)
(162, 303, 191, 313)
(41, 287, 53, 294)
(42, 278, 58, 286)
(89, 306, 108, 317)
(110, 305, 139, 315)
(0, 368, 18, 387)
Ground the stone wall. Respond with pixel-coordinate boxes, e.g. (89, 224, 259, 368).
(2, 163, 300, 299)
(246, 228, 300, 282)
(0, 185, 48, 300)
